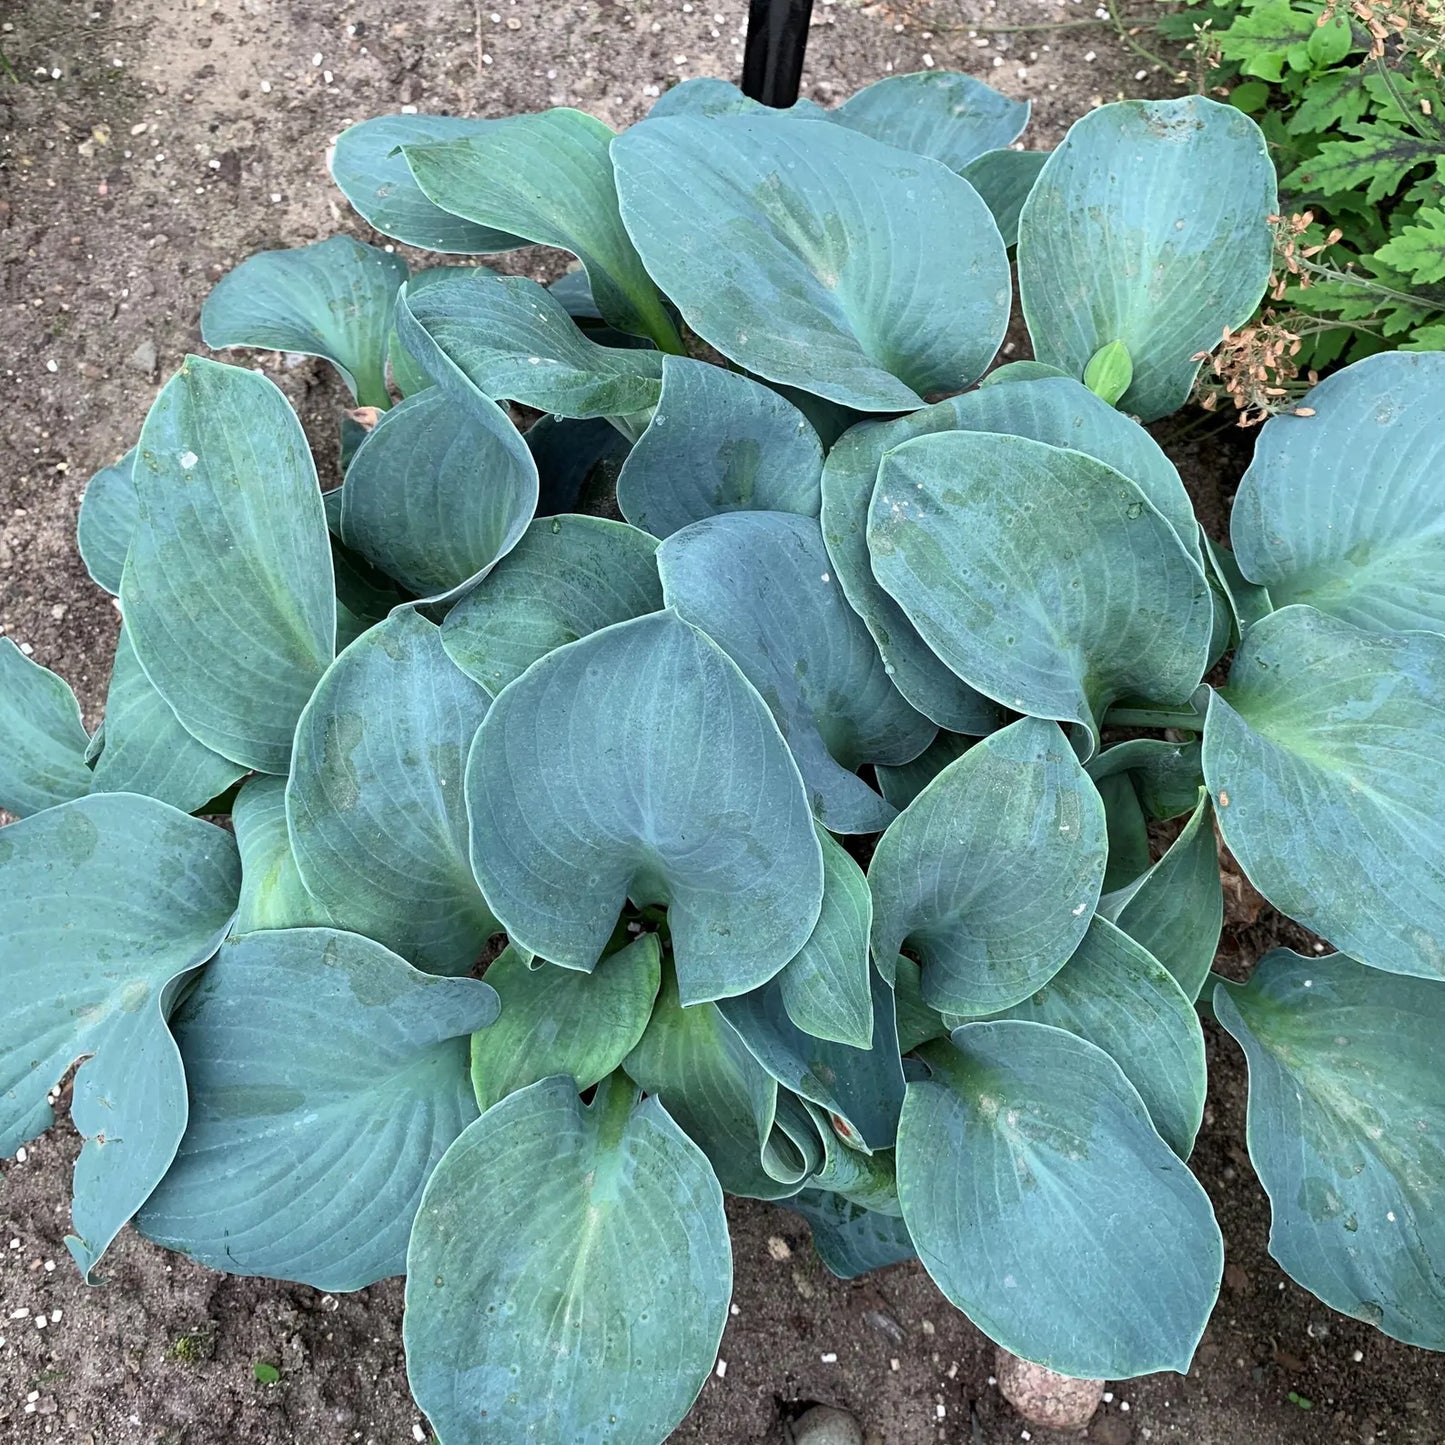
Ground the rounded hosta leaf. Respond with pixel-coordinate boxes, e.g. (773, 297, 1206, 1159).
(405, 1075, 731, 1445)
(441, 514, 661, 696)
(658, 511, 933, 834)
(788, 1189, 917, 1280)
(868, 431, 1213, 751)
(1215, 950, 1445, 1347)
(612, 113, 1010, 411)
(76, 447, 137, 595)
(201, 237, 408, 408)
(1085, 737, 1205, 822)
(616, 356, 824, 538)
(959, 149, 1049, 247)
(830, 71, 1029, 169)
(898, 1021, 1223, 1378)
(1202, 533, 1273, 645)
(339, 386, 537, 599)
(467, 611, 824, 1003)
(876, 732, 973, 812)
(1231, 351, 1445, 633)
(649, 76, 828, 120)
(330, 114, 527, 253)
(232, 775, 334, 932)
(121, 357, 335, 775)
(869, 717, 1106, 1016)
(1017, 96, 1277, 421)
(470, 936, 662, 1112)
(0, 795, 239, 1278)
(288, 609, 498, 976)
(0, 639, 91, 817)
(1203, 605, 1445, 979)
(139, 928, 496, 1291)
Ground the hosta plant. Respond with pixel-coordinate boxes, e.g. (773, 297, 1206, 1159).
(3, 69, 1443, 1444)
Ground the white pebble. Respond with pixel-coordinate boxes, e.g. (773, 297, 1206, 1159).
(44, 361, 57, 375)
(15, 1147, 26, 1162)
(34, 1315, 46, 1330)
(1352, 1349, 1364, 1362)
(312, 52, 323, 66)
(922, 52, 934, 66)
(411, 1426, 426, 1443)
(49, 1310, 60, 1323)
(715, 1359, 727, 1378)
(1121, 1401, 1131, 1412)
(260, 80, 272, 93)
(820, 1352, 838, 1364)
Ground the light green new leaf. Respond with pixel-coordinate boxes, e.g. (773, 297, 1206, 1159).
(339, 386, 537, 599)
(616, 355, 824, 538)
(0, 639, 92, 817)
(121, 357, 335, 775)
(959, 149, 1049, 247)
(0, 795, 239, 1278)
(868, 431, 1213, 751)
(470, 936, 662, 1112)
(405, 1075, 731, 1445)
(231, 775, 334, 932)
(201, 237, 408, 409)
(788, 1189, 917, 1279)
(1231, 351, 1445, 633)
(1203, 605, 1445, 980)
(395, 269, 664, 419)
(139, 928, 496, 1291)
(76, 447, 136, 595)
(1018, 96, 1277, 420)
(467, 612, 824, 1003)
(869, 717, 1107, 1015)
(612, 113, 1010, 411)
(875, 731, 973, 812)
(1376, 205, 1445, 285)
(441, 514, 662, 696)
(288, 609, 498, 976)
(89, 626, 246, 814)
(331, 114, 528, 252)
(898, 1021, 1223, 1377)
(831, 72, 1029, 169)
(404, 109, 677, 344)
(659, 511, 933, 833)
(1215, 950, 1445, 1348)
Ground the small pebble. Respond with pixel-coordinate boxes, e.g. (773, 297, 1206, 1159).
(766, 1236, 791, 1262)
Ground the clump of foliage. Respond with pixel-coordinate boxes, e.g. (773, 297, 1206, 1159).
(1163, 0, 1445, 414)
(3, 71, 1444, 1445)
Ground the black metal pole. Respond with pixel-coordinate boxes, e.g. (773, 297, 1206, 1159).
(741, 0, 815, 108)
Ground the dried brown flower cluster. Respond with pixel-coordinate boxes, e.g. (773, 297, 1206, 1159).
(1334, 0, 1445, 65)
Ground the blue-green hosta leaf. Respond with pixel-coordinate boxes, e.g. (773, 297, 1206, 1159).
(616, 356, 824, 538)
(802, 1100, 902, 1210)
(978, 360, 1073, 387)
(0, 795, 239, 1278)
(527, 415, 632, 515)
(121, 357, 335, 775)
(1215, 950, 1445, 1348)
(893, 957, 949, 1052)
(831, 72, 1029, 169)
(441, 514, 661, 696)
(405, 1074, 731, 1444)
(1086, 738, 1206, 821)
(959, 149, 1049, 247)
(980, 918, 1207, 1158)
(898, 1021, 1223, 1377)
(385, 264, 481, 401)
(201, 237, 408, 408)
(138, 927, 496, 1290)
(659, 511, 933, 833)
(467, 611, 824, 1003)
(288, 609, 496, 976)
(548, 266, 603, 321)
(1203, 605, 1445, 979)
(330, 114, 527, 253)
(649, 76, 828, 119)
(1017, 96, 1277, 421)
(612, 113, 1010, 411)
(0, 639, 91, 816)
(1094, 770, 1152, 894)
(339, 386, 537, 599)
(404, 109, 677, 344)
(869, 431, 1213, 751)
(88, 627, 246, 813)
(1202, 533, 1274, 646)
(1231, 351, 1445, 633)
(875, 732, 974, 812)
(773, 828, 874, 1050)
(395, 269, 664, 419)
(788, 1189, 917, 1279)
(231, 775, 333, 932)
(76, 447, 136, 595)
(869, 717, 1107, 1015)
(470, 936, 662, 1112)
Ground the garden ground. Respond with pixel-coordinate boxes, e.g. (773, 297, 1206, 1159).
(2, 0, 1443, 1439)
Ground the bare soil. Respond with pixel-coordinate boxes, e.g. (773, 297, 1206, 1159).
(3, 0, 1443, 1441)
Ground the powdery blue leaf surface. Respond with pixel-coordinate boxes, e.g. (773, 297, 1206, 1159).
(1085, 738, 1205, 821)
(0, 639, 92, 817)
(467, 611, 824, 1004)
(959, 149, 1049, 246)
(1231, 351, 1445, 633)
(659, 511, 933, 833)
(0, 795, 239, 1278)
(405, 1075, 731, 1445)
(1202, 534, 1274, 645)
(1203, 605, 1445, 979)
(139, 928, 496, 1291)
(231, 775, 334, 933)
(869, 717, 1107, 1015)
(617, 356, 824, 537)
(898, 1020, 1223, 1377)
(76, 447, 137, 595)
(1215, 950, 1445, 1347)
(121, 357, 335, 775)
(648, 76, 828, 119)
(613, 113, 1010, 411)
(831, 72, 1029, 169)
(1018, 96, 1277, 421)
(788, 1189, 917, 1279)
(876, 732, 974, 811)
